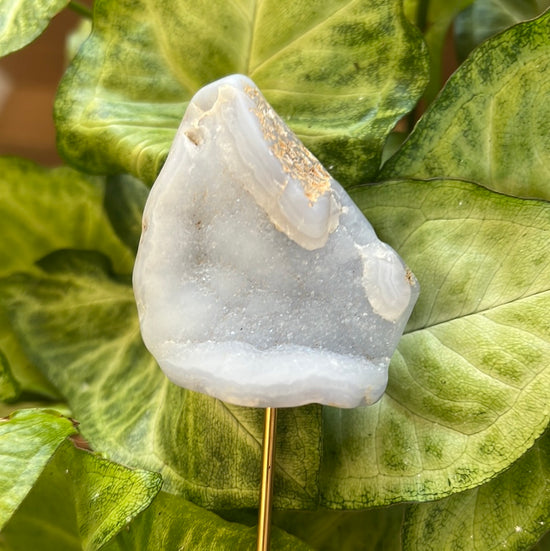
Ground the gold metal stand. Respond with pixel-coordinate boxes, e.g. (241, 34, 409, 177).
(256, 407, 278, 551)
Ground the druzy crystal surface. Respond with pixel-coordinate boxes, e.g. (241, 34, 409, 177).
(133, 74, 419, 408)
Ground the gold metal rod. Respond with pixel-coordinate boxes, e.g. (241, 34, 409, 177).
(257, 407, 278, 551)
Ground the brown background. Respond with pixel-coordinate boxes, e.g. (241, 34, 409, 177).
(0, 6, 87, 165)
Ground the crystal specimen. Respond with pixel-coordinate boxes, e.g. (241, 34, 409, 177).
(133, 74, 419, 408)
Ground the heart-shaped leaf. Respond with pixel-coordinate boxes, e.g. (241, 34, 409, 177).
(321, 179, 550, 506)
(54, 0, 429, 187)
(0, 408, 76, 531)
(380, 11, 550, 200)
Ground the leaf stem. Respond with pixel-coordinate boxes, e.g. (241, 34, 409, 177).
(68, 1, 93, 19)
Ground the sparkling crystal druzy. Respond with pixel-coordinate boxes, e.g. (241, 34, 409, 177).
(133, 75, 419, 408)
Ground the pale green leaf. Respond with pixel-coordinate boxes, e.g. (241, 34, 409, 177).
(104, 492, 313, 551)
(0, 0, 70, 57)
(404, 0, 475, 103)
(0, 408, 76, 530)
(0, 401, 71, 419)
(54, 0, 429, 187)
(0, 250, 322, 510)
(2, 178, 550, 510)
(321, 179, 550, 507)
(380, 12, 550, 200)
(455, 0, 550, 61)
(0, 439, 162, 551)
(403, 431, 550, 551)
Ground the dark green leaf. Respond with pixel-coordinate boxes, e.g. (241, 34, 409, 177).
(54, 0, 429, 187)
(380, 12, 550, 200)
(103, 174, 148, 255)
(403, 431, 550, 551)
(533, 530, 550, 550)
(0, 0, 70, 57)
(0, 408, 76, 530)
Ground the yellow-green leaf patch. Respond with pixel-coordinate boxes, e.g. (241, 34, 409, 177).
(54, 0, 429, 187)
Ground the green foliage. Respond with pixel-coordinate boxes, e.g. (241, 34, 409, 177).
(1, 433, 163, 550)
(103, 492, 314, 551)
(403, 430, 550, 550)
(0, 409, 76, 530)
(455, 0, 550, 60)
(0, 0, 70, 57)
(404, 0, 475, 103)
(1, 0, 549, 549)
(54, 0, 428, 187)
(379, 12, 550, 199)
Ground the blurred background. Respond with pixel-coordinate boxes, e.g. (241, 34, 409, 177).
(0, 3, 92, 165)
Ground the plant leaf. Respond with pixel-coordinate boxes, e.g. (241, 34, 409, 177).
(274, 505, 405, 550)
(0, 250, 322, 510)
(103, 492, 313, 551)
(103, 174, 149, 255)
(0, 0, 70, 57)
(0, 309, 57, 401)
(380, 11, 550, 200)
(403, 430, 550, 551)
(0, 351, 19, 403)
(54, 0, 429, 187)
(320, 179, 550, 507)
(455, 0, 550, 61)
(0, 408, 76, 531)
(2, 178, 549, 510)
(404, 0, 475, 104)
(0, 157, 133, 277)
(0, 157, 134, 398)
(534, 530, 550, 550)
(0, 439, 162, 551)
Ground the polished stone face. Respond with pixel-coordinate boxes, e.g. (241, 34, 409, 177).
(133, 74, 419, 408)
